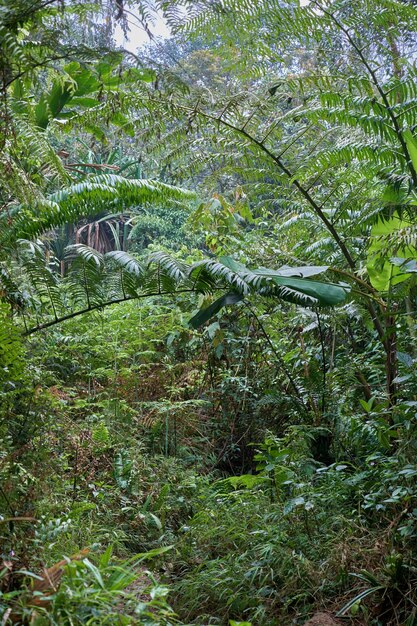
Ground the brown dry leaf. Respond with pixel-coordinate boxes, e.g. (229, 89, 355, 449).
(30, 548, 90, 606)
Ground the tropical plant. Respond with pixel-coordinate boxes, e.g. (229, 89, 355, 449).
(3, 2, 417, 625)
(1, 545, 177, 625)
(5, 241, 349, 336)
(132, 0, 417, 404)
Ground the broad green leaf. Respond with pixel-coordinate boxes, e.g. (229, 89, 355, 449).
(99, 545, 113, 569)
(391, 257, 417, 273)
(48, 81, 73, 118)
(188, 293, 243, 328)
(67, 66, 100, 96)
(147, 512, 163, 531)
(127, 67, 156, 83)
(82, 558, 105, 589)
(397, 351, 413, 367)
(253, 265, 329, 278)
(219, 257, 347, 305)
(366, 212, 416, 291)
(219, 255, 249, 273)
(283, 496, 305, 515)
(226, 474, 268, 489)
(272, 275, 348, 306)
(70, 97, 101, 108)
(404, 129, 417, 173)
(34, 94, 49, 129)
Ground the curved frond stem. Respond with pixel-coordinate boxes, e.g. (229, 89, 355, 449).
(184, 105, 357, 270)
(3, 54, 72, 91)
(23, 288, 200, 336)
(331, 269, 387, 306)
(316, 311, 326, 414)
(274, 123, 316, 159)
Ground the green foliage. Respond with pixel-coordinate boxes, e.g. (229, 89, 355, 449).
(3, 547, 177, 625)
(3, 1, 417, 625)
(2, 176, 195, 246)
(0, 302, 23, 385)
(4, 241, 349, 337)
(129, 205, 200, 251)
(366, 213, 416, 291)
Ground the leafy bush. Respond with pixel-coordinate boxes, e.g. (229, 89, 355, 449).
(1, 546, 177, 626)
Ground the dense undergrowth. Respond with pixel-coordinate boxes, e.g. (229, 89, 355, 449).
(2, 301, 417, 625)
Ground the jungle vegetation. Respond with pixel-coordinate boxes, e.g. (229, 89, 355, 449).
(1, 0, 417, 624)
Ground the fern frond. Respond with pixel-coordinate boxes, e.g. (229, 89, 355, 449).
(2, 175, 195, 244)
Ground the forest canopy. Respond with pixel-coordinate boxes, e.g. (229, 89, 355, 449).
(1, 1, 417, 625)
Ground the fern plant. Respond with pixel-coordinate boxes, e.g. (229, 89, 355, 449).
(4, 241, 349, 336)
(136, 0, 417, 402)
